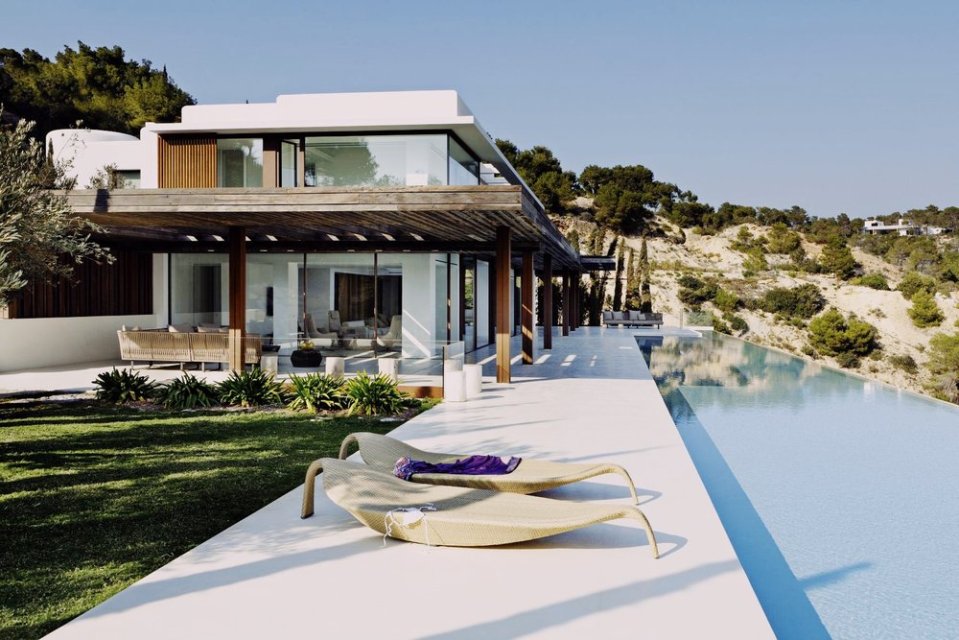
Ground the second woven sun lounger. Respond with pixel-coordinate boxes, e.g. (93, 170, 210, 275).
(301, 458, 659, 557)
(337, 432, 641, 503)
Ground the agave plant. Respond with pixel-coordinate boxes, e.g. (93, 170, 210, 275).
(217, 368, 285, 407)
(157, 373, 220, 410)
(286, 373, 346, 413)
(93, 368, 158, 404)
(342, 372, 405, 416)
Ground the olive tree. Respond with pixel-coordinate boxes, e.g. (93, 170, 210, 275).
(0, 117, 109, 305)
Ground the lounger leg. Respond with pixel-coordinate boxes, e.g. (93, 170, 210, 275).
(626, 509, 660, 559)
(338, 433, 361, 460)
(605, 464, 640, 505)
(300, 459, 325, 518)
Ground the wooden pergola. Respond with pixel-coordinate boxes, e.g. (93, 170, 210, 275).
(67, 185, 586, 381)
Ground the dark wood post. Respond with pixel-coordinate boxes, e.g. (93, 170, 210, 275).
(543, 253, 553, 350)
(228, 227, 247, 371)
(495, 227, 512, 383)
(562, 269, 571, 337)
(572, 272, 580, 330)
(521, 250, 534, 364)
(488, 261, 496, 348)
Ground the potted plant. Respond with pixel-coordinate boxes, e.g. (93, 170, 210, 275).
(291, 340, 322, 368)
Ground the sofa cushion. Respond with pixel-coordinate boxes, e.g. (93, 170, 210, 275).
(169, 323, 193, 333)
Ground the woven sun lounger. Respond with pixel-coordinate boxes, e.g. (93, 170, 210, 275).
(336, 432, 640, 503)
(301, 458, 659, 557)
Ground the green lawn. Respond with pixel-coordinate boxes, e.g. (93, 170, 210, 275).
(0, 398, 417, 640)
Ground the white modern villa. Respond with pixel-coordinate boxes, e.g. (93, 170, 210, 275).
(0, 91, 601, 377)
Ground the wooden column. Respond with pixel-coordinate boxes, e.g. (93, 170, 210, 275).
(495, 227, 512, 383)
(561, 269, 570, 337)
(521, 250, 534, 364)
(488, 261, 496, 347)
(228, 227, 247, 371)
(459, 257, 467, 342)
(543, 254, 553, 350)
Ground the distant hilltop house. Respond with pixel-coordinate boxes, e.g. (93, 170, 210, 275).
(863, 218, 949, 237)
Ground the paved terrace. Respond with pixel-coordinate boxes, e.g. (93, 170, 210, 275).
(36, 327, 773, 639)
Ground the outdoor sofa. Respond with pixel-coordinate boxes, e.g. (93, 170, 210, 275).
(117, 327, 263, 369)
(602, 311, 663, 328)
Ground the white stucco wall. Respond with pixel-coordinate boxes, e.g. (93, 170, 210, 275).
(0, 255, 167, 373)
(46, 129, 146, 188)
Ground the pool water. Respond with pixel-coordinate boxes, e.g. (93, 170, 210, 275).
(638, 333, 959, 640)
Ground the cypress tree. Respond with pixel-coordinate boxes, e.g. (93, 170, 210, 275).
(612, 238, 624, 311)
(639, 237, 653, 312)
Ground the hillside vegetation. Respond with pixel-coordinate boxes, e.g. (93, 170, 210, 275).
(493, 138, 959, 404)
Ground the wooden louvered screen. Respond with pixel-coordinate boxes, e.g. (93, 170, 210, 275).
(6, 251, 153, 318)
(158, 135, 216, 188)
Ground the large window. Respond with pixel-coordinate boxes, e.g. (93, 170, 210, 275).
(304, 134, 447, 187)
(449, 137, 480, 185)
(217, 138, 263, 187)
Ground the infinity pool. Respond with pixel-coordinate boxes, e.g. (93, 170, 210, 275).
(638, 333, 959, 639)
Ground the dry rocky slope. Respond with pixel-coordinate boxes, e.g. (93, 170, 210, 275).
(558, 217, 959, 398)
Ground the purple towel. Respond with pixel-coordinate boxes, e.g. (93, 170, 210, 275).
(393, 455, 522, 481)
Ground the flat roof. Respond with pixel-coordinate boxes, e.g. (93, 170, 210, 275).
(145, 90, 533, 201)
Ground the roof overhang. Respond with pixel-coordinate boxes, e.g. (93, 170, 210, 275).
(65, 185, 581, 269)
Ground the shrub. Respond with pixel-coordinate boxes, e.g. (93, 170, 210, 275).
(158, 373, 220, 409)
(927, 332, 959, 375)
(819, 235, 858, 279)
(677, 274, 719, 307)
(927, 332, 959, 403)
(218, 368, 286, 407)
(725, 313, 749, 334)
(908, 290, 944, 328)
(342, 372, 405, 416)
(851, 273, 890, 290)
(888, 353, 918, 374)
(712, 288, 741, 313)
(756, 283, 825, 319)
(287, 373, 346, 413)
(808, 309, 879, 368)
(765, 223, 803, 254)
(93, 368, 158, 404)
(897, 271, 937, 299)
(742, 247, 768, 273)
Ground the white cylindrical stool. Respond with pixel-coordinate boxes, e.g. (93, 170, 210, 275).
(463, 363, 482, 399)
(378, 358, 399, 382)
(260, 353, 279, 375)
(443, 370, 466, 402)
(325, 356, 345, 377)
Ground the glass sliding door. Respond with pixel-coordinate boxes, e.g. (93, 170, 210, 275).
(216, 138, 263, 187)
(280, 139, 298, 187)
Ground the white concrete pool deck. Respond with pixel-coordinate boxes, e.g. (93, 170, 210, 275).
(40, 327, 773, 639)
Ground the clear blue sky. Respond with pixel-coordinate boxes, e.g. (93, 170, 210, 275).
(3, 0, 958, 218)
